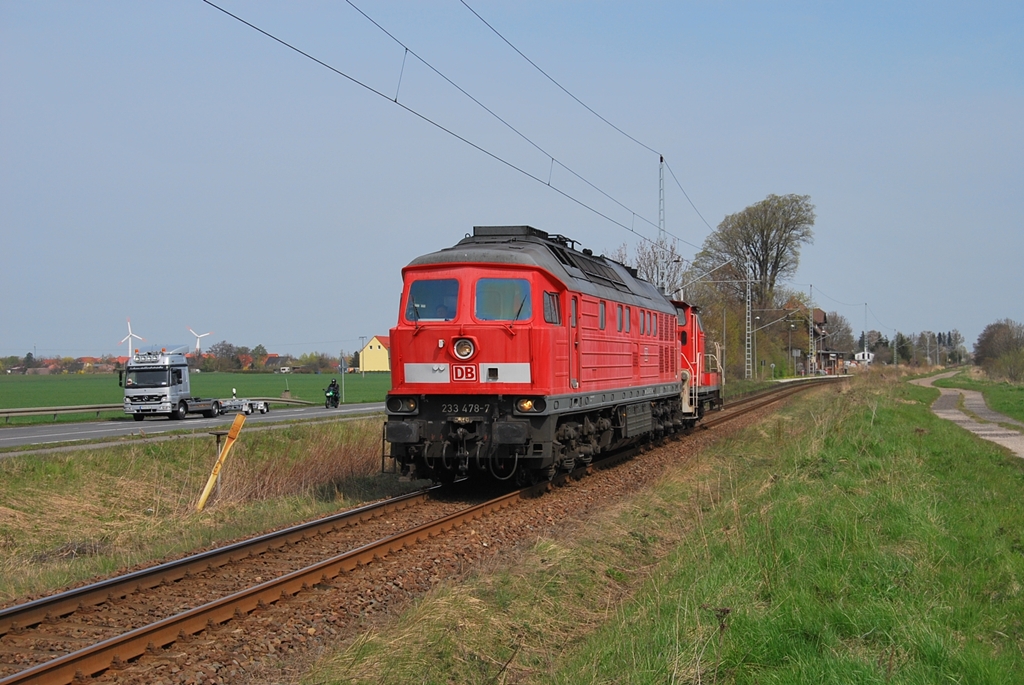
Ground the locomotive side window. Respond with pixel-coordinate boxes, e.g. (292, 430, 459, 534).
(543, 292, 561, 324)
(624, 306, 630, 332)
(653, 313, 658, 338)
(599, 301, 606, 330)
(406, 279, 459, 321)
(475, 278, 532, 321)
(616, 305, 623, 332)
(640, 310, 645, 335)
(571, 298, 577, 327)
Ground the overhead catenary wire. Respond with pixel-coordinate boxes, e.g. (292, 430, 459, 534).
(344, 0, 699, 252)
(201, 0, 693, 256)
(460, 0, 714, 237)
(459, 0, 660, 157)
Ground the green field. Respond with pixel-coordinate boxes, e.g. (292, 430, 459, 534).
(0, 372, 391, 410)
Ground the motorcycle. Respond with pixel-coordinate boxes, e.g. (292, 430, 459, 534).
(324, 387, 340, 409)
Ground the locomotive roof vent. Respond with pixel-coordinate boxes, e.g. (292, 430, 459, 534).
(472, 225, 577, 250)
(473, 225, 547, 239)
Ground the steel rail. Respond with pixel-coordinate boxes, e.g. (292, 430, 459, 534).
(0, 487, 436, 638)
(0, 488, 522, 685)
(705, 380, 825, 429)
(0, 378, 830, 684)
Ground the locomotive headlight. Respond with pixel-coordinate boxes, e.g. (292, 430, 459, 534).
(386, 396, 418, 413)
(515, 398, 545, 413)
(454, 338, 475, 360)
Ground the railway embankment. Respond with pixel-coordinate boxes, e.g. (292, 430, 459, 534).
(308, 370, 1024, 684)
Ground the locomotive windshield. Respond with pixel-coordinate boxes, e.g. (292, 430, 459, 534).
(406, 279, 459, 321)
(475, 278, 532, 321)
(125, 368, 169, 388)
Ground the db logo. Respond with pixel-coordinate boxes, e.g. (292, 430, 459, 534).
(451, 364, 477, 382)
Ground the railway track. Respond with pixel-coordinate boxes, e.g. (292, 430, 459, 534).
(0, 379, 833, 684)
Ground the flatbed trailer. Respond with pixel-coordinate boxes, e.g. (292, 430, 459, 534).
(218, 398, 270, 415)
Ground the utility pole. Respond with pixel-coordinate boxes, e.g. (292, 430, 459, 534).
(339, 349, 346, 403)
(744, 279, 752, 380)
(789, 324, 795, 377)
(808, 285, 816, 374)
(359, 336, 366, 378)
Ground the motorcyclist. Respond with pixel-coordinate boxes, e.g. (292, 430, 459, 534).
(327, 378, 340, 407)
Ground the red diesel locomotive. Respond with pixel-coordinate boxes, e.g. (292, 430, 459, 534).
(384, 225, 721, 484)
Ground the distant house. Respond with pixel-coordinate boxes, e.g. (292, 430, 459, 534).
(359, 336, 391, 372)
(854, 350, 875, 365)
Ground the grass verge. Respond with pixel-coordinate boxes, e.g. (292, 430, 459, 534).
(309, 370, 1024, 684)
(0, 418, 425, 604)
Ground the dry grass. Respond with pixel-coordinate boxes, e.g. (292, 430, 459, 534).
(0, 418, 408, 604)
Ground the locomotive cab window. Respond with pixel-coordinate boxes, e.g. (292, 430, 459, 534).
(406, 278, 459, 321)
(543, 292, 561, 324)
(475, 278, 532, 321)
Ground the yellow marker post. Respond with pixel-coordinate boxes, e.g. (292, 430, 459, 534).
(196, 413, 246, 512)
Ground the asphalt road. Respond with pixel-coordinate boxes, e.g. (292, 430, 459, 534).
(0, 402, 385, 451)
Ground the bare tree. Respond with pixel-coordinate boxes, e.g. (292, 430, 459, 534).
(694, 194, 815, 309)
(825, 311, 855, 353)
(610, 235, 687, 295)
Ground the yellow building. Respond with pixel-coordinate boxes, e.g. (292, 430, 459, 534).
(359, 336, 391, 372)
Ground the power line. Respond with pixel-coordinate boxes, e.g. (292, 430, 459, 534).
(460, 0, 712, 243)
(344, 0, 699, 250)
(459, 0, 660, 156)
(663, 160, 715, 234)
(201, 0, 689, 255)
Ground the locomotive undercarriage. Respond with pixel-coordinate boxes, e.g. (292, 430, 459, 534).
(386, 393, 692, 484)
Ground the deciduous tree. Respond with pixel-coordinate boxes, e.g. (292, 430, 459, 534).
(693, 194, 815, 309)
(974, 319, 1024, 368)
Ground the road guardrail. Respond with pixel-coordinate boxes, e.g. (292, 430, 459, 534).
(1, 397, 316, 423)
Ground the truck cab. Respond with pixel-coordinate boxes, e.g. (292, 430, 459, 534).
(121, 349, 219, 421)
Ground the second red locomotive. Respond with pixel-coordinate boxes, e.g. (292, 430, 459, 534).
(384, 225, 720, 484)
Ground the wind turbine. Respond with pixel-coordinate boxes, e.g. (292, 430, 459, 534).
(188, 327, 213, 356)
(120, 318, 144, 358)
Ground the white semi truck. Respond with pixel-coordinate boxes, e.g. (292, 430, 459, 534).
(119, 348, 268, 421)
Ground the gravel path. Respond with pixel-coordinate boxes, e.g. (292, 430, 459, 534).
(911, 371, 1024, 459)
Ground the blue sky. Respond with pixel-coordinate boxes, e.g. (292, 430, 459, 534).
(2, 1, 1021, 359)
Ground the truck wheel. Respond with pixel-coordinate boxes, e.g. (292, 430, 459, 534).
(171, 401, 187, 420)
(260, 404, 268, 414)
(133, 414, 145, 422)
